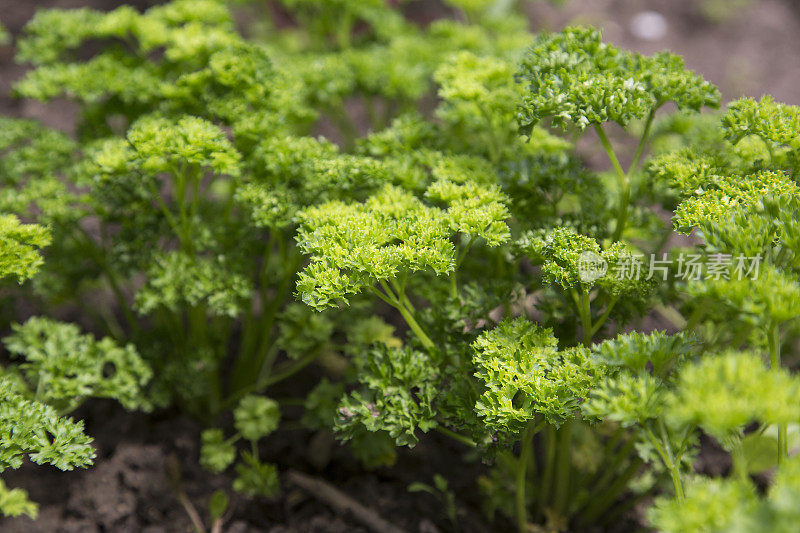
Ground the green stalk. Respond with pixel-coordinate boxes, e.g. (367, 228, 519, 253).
(553, 421, 572, 517)
(252, 252, 301, 378)
(731, 441, 749, 481)
(581, 457, 643, 524)
(538, 424, 557, 520)
(683, 304, 708, 333)
(378, 280, 436, 351)
(627, 108, 657, 175)
(72, 227, 139, 335)
(449, 274, 458, 300)
(768, 322, 788, 461)
(478, 105, 502, 164)
(576, 290, 593, 346)
(574, 428, 632, 511)
(590, 295, 619, 336)
(457, 236, 477, 267)
(594, 124, 628, 242)
(232, 236, 297, 394)
(516, 421, 537, 533)
(594, 110, 656, 242)
(435, 426, 477, 448)
(644, 423, 684, 501)
(395, 299, 435, 351)
(263, 348, 321, 387)
(449, 236, 477, 300)
(334, 11, 353, 49)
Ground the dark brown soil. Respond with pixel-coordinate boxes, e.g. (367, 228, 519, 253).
(1, 398, 498, 533)
(2, 1, 799, 532)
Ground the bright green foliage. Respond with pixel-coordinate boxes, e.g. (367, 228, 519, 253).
(591, 331, 695, 376)
(0, 118, 79, 225)
(337, 345, 439, 447)
(234, 396, 280, 442)
(648, 476, 757, 533)
(583, 372, 666, 427)
(674, 170, 797, 234)
(200, 395, 280, 497)
(6, 1, 800, 530)
(135, 252, 252, 317)
(472, 317, 599, 431)
(236, 135, 395, 230)
(517, 27, 719, 132)
(667, 351, 800, 440)
(286, 22, 726, 532)
(425, 179, 511, 246)
(0, 479, 38, 519)
(583, 332, 695, 427)
(15, 2, 232, 66)
(686, 265, 800, 327)
(520, 227, 646, 295)
(200, 428, 236, 474)
(0, 215, 50, 283)
(0, 378, 95, 472)
(434, 51, 521, 162)
(122, 114, 241, 176)
(276, 0, 407, 47)
(296, 182, 509, 310)
(233, 452, 279, 497)
(15, 1, 309, 137)
(754, 455, 800, 531)
(2, 317, 151, 411)
(722, 96, 800, 148)
(445, 0, 496, 15)
(649, 456, 800, 532)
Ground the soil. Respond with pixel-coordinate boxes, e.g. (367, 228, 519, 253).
(1, 1, 799, 532)
(1, 398, 498, 533)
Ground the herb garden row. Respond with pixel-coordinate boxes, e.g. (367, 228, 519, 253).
(1, 1, 799, 531)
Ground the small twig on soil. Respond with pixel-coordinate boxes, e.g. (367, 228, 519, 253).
(166, 454, 207, 533)
(286, 470, 407, 533)
(178, 490, 207, 533)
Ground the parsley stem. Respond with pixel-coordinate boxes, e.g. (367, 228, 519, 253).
(516, 419, 537, 533)
(378, 280, 435, 351)
(372, 280, 436, 350)
(370, 285, 398, 307)
(573, 289, 593, 346)
(263, 349, 320, 386)
(73, 226, 139, 335)
(590, 295, 619, 336)
(595, 124, 629, 242)
(576, 431, 636, 516)
(435, 426, 476, 448)
(582, 456, 643, 524)
(644, 423, 684, 501)
(659, 420, 684, 500)
(768, 322, 788, 461)
(627, 107, 657, 176)
(552, 421, 572, 517)
(538, 425, 557, 520)
(683, 304, 708, 332)
(396, 301, 435, 351)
